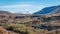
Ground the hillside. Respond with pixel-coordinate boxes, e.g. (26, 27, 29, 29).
(33, 5, 60, 14)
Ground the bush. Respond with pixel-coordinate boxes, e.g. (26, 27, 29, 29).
(6, 25, 16, 31)
(6, 25, 29, 34)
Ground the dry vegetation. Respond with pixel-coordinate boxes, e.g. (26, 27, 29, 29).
(0, 14, 60, 34)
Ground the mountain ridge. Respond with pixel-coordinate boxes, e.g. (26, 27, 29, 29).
(33, 5, 60, 14)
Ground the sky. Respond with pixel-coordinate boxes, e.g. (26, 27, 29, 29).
(0, 0, 60, 14)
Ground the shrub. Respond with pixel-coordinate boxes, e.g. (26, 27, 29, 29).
(6, 25, 16, 31)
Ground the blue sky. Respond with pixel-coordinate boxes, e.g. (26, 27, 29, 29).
(0, 0, 60, 14)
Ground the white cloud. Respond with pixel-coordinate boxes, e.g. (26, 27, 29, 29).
(0, 4, 44, 14)
(0, 4, 32, 8)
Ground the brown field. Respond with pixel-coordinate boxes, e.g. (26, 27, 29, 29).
(0, 13, 60, 34)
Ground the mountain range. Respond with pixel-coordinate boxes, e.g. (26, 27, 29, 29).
(0, 5, 60, 15)
(33, 5, 60, 14)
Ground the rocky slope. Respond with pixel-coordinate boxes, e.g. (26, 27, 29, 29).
(33, 5, 60, 14)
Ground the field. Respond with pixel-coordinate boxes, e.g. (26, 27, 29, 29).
(0, 14, 60, 34)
